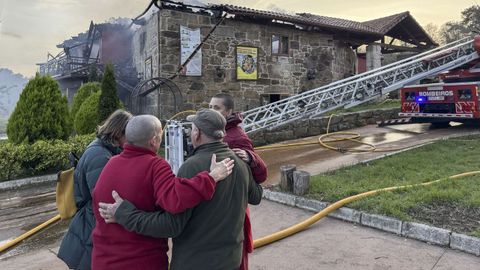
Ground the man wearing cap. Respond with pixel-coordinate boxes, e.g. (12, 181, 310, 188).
(209, 93, 268, 270)
(98, 109, 263, 270)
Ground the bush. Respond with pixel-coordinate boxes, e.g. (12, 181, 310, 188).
(0, 133, 95, 181)
(98, 64, 123, 123)
(75, 91, 101, 135)
(70, 82, 100, 122)
(7, 75, 72, 144)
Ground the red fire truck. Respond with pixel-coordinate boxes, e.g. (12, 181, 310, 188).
(399, 36, 480, 127)
(399, 81, 480, 127)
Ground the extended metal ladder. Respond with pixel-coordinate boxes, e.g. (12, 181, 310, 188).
(243, 37, 479, 134)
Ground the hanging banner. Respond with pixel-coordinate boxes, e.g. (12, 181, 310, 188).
(236, 46, 258, 80)
(180, 26, 202, 76)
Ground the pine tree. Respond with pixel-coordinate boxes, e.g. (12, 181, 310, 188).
(98, 64, 122, 123)
(7, 75, 72, 144)
(74, 91, 101, 135)
(70, 82, 100, 122)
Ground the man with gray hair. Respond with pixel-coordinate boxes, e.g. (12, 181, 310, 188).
(99, 109, 263, 270)
(91, 114, 234, 270)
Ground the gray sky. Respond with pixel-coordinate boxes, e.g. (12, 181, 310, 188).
(0, 0, 479, 77)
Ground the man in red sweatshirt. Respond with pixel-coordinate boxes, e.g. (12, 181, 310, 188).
(91, 114, 234, 270)
(209, 93, 268, 270)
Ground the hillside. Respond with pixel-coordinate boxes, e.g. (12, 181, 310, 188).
(0, 68, 28, 119)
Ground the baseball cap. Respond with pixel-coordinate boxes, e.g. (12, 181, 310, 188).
(186, 109, 226, 139)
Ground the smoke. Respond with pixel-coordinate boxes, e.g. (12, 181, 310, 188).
(0, 0, 5, 39)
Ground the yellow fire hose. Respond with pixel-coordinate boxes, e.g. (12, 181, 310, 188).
(0, 214, 61, 253)
(2, 171, 477, 253)
(253, 171, 480, 248)
(256, 114, 410, 153)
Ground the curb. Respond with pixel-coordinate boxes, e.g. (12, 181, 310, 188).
(0, 173, 57, 191)
(262, 189, 480, 257)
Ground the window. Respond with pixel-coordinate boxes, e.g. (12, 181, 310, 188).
(272, 35, 289, 55)
(260, 94, 288, 105)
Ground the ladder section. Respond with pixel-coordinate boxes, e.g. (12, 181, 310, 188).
(243, 38, 479, 134)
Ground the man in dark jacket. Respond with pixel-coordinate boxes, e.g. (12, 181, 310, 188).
(99, 109, 263, 270)
(210, 93, 268, 269)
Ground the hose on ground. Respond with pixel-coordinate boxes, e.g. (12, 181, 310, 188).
(0, 214, 61, 253)
(253, 171, 480, 248)
(255, 114, 410, 153)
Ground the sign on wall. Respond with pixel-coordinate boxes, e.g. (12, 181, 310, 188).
(236, 46, 258, 80)
(180, 26, 202, 76)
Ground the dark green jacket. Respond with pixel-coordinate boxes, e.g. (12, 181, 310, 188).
(116, 141, 263, 270)
(58, 138, 121, 270)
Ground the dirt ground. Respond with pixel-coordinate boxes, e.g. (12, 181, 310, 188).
(408, 201, 480, 236)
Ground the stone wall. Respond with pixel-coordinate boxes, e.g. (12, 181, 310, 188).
(132, 12, 160, 80)
(249, 108, 401, 146)
(132, 9, 357, 118)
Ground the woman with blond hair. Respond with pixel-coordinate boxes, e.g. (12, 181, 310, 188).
(58, 109, 133, 270)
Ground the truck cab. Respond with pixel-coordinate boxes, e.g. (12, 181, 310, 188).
(400, 82, 480, 126)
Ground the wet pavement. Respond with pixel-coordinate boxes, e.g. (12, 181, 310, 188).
(259, 123, 479, 186)
(0, 182, 70, 260)
(1, 123, 480, 268)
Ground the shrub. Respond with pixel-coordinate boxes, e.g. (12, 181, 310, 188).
(0, 133, 95, 181)
(70, 82, 100, 122)
(74, 91, 101, 135)
(7, 75, 72, 144)
(98, 64, 123, 123)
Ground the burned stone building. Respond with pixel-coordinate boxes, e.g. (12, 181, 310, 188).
(130, 1, 435, 118)
(38, 20, 138, 103)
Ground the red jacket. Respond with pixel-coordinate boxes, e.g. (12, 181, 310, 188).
(224, 112, 267, 183)
(224, 112, 268, 258)
(92, 144, 215, 270)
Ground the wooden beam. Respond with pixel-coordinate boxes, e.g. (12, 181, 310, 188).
(399, 24, 420, 46)
(373, 42, 425, 53)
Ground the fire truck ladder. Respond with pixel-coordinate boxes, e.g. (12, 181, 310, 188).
(242, 37, 480, 134)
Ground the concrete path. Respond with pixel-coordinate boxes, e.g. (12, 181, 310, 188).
(1, 200, 480, 269)
(250, 200, 480, 270)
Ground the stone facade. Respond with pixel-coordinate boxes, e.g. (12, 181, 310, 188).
(132, 9, 357, 119)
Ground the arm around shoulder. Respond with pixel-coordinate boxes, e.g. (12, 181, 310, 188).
(115, 200, 191, 238)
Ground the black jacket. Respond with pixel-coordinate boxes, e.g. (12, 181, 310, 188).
(57, 138, 121, 270)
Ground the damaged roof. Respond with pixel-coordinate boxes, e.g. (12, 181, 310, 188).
(171, 2, 436, 47)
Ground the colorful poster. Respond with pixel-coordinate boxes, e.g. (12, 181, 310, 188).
(180, 26, 202, 76)
(236, 46, 258, 80)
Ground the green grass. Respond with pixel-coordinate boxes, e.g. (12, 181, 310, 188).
(308, 135, 480, 223)
(471, 230, 480, 238)
(329, 99, 400, 114)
